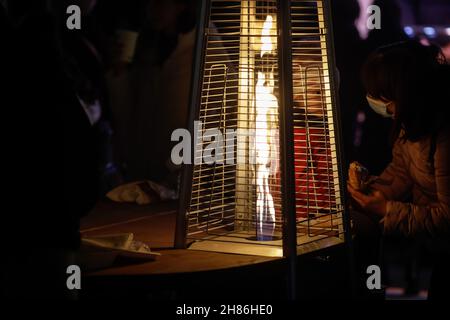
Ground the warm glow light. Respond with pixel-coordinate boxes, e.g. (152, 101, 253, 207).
(254, 15, 278, 239)
(260, 15, 274, 58)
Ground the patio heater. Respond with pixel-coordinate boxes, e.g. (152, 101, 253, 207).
(175, 0, 351, 260)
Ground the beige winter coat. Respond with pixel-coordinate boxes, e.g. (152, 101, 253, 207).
(371, 127, 450, 251)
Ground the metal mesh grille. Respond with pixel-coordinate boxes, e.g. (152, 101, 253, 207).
(184, 0, 345, 257)
(291, 0, 344, 244)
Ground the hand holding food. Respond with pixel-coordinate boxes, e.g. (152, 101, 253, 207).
(348, 161, 369, 192)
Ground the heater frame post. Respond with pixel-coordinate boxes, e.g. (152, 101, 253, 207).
(277, 0, 298, 300)
(174, 0, 209, 249)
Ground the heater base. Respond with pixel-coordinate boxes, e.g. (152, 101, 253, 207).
(188, 232, 344, 258)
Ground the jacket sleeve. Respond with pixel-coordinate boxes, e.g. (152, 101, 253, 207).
(370, 138, 413, 201)
(381, 128, 450, 241)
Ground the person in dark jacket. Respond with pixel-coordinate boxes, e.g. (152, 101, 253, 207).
(2, 1, 99, 298)
(349, 41, 450, 300)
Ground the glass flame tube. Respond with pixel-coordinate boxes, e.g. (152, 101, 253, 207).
(254, 15, 279, 240)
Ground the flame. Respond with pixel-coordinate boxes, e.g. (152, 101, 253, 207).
(260, 15, 274, 58)
(254, 15, 278, 239)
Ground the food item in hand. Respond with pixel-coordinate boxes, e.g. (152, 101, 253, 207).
(348, 161, 369, 191)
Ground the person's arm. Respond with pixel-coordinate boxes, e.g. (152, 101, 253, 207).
(382, 128, 450, 240)
(370, 137, 413, 201)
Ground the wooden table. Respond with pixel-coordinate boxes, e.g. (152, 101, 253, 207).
(81, 200, 278, 273)
(80, 200, 288, 299)
(81, 200, 350, 299)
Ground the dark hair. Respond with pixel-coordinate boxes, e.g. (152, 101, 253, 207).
(362, 41, 450, 143)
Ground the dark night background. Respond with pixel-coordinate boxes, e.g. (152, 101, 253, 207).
(1, 0, 449, 300)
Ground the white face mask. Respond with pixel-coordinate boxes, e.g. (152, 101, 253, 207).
(366, 95, 394, 119)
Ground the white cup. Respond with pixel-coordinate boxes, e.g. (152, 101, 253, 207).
(116, 29, 139, 63)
